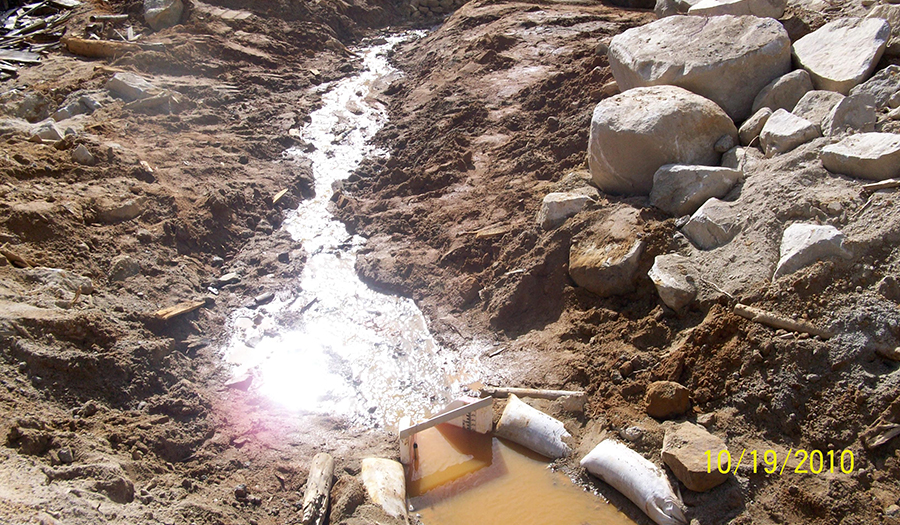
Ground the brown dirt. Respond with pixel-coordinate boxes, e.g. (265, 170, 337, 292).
(1, 0, 900, 524)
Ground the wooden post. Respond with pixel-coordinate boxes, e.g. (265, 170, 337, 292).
(301, 452, 335, 525)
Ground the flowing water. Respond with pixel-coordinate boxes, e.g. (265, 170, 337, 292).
(222, 32, 637, 525)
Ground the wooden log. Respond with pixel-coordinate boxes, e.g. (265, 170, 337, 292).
(300, 452, 334, 525)
(61, 36, 140, 58)
(481, 386, 586, 400)
(733, 303, 833, 339)
(154, 300, 205, 320)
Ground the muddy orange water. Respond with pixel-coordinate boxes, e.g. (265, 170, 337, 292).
(407, 424, 638, 525)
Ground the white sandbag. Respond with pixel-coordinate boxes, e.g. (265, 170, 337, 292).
(494, 394, 571, 459)
(580, 439, 687, 525)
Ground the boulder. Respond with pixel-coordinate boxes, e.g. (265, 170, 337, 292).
(821, 93, 876, 136)
(72, 144, 95, 165)
(792, 90, 846, 132)
(751, 69, 813, 114)
(646, 381, 691, 419)
(792, 17, 890, 94)
(682, 198, 741, 250)
(687, 0, 786, 19)
(588, 85, 737, 195)
(759, 109, 820, 156)
(662, 422, 730, 492)
(849, 65, 900, 111)
(536, 191, 595, 230)
(820, 132, 900, 180)
(569, 207, 644, 297)
(608, 15, 791, 121)
(648, 254, 698, 311)
(144, 0, 184, 31)
(739, 107, 772, 146)
(865, 5, 900, 57)
(774, 223, 851, 279)
(649, 164, 742, 217)
(106, 73, 159, 101)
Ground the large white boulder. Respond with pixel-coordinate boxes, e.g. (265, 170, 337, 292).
(649, 164, 742, 217)
(608, 15, 791, 121)
(865, 5, 900, 57)
(821, 94, 876, 136)
(588, 85, 737, 195)
(792, 18, 891, 94)
(849, 65, 900, 111)
(820, 133, 900, 180)
(687, 0, 786, 19)
(759, 109, 820, 156)
(739, 107, 772, 146)
(774, 223, 851, 279)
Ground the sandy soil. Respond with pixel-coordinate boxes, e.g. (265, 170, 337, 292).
(1, 0, 899, 524)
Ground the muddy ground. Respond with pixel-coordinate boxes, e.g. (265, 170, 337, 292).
(0, 0, 899, 524)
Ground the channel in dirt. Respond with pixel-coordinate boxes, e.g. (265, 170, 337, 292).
(222, 32, 485, 430)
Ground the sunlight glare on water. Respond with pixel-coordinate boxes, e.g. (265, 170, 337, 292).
(222, 32, 484, 429)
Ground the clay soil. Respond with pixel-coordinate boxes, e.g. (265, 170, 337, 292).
(1, 0, 899, 524)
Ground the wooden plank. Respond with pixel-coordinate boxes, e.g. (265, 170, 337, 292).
(398, 396, 492, 439)
(154, 300, 205, 320)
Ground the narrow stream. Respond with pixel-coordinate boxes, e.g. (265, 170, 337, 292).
(222, 33, 484, 430)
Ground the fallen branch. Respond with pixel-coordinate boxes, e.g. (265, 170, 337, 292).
(862, 178, 900, 192)
(300, 453, 334, 525)
(154, 300, 205, 320)
(733, 303, 833, 339)
(481, 386, 586, 401)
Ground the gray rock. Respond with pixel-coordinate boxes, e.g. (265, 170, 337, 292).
(650, 164, 742, 217)
(648, 254, 698, 311)
(792, 90, 846, 132)
(865, 5, 900, 57)
(569, 207, 644, 297)
(774, 223, 851, 279)
(588, 85, 737, 195)
(72, 144, 95, 165)
(106, 73, 159, 101)
(751, 69, 813, 114)
(662, 422, 730, 492)
(3, 91, 51, 122)
(0, 117, 33, 137)
(217, 272, 241, 286)
(30, 119, 63, 142)
(686, 0, 786, 17)
(109, 255, 141, 282)
(849, 65, 900, 111)
(792, 17, 890, 94)
(22, 267, 94, 295)
(608, 15, 791, 121)
(759, 108, 820, 156)
(682, 198, 741, 249)
(655, 0, 680, 17)
(739, 107, 772, 146)
(94, 197, 146, 223)
(144, 0, 184, 31)
(820, 132, 900, 180)
(536, 191, 595, 230)
(821, 93, 876, 136)
(646, 380, 691, 418)
(714, 134, 735, 153)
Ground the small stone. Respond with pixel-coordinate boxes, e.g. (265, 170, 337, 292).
(759, 109, 820, 157)
(821, 132, 900, 181)
(682, 198, 741, 250)
(696, 413, 716, 428)
(106, 73, 159, 101)
(751, 69, 813, 115)
(30, 119, 63, 142)
(646, 380, 691, 419)
(792, 17, 891, 94)
(662, 422, 730, 492)
(774, 223, 851, 279)
(619, 426, 643, 442)
(144, 0, 184, 31)
(648, 254, 698, 311)
(109, 255, 141, 282)
(739, 107, 772, 147)
(536, 191, 595, 230)
(821, 93, 876, 136)
(234, 484, 248, 500)
(217, 272, 241, 286)
(56, 447, 74, 464)
(714, 134, 735, 154)
(72, 144, 95, 165)
(792, 90, 845, 132)
(650, 164, 741, 217)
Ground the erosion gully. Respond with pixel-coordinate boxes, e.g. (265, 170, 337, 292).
(221, 32, 636, 525)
